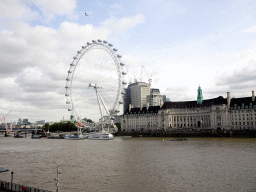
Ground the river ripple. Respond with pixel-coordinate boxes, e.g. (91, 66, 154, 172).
(0, 136, 256, 192)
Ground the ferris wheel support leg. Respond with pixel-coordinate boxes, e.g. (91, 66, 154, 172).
(95, 88, 103, 123)
(97, 91, 112, 133)
(97, 91, 110, 117)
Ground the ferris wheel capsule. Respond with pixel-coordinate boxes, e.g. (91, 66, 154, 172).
(73, 57, 77, 59)
(120, 63, 125, 66)
(122, 72, 126, 75)
(98, 39, 102, 42)
(108, 44, 113, 47)
(113, 48, 118, 51)
(103, 40, 108, 44)
(77, 51, 81, 54)
(92, 40, 96, 43)
(82, 46, 85, 49)
(87, 42, 91, 45)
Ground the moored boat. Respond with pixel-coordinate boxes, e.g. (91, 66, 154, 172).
(65, 124, 86, 140)
(5, 132, 12, 137)
(88, 132, 114, 140)
(47, 133, 65, 139)
(170, 138, 187, 141)
(14, 133, 23, 138)
(31, 134, 41, 139)
(65, 133, 86, 140)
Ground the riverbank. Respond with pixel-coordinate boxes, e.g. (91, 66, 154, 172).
(115, 130, 256, 138)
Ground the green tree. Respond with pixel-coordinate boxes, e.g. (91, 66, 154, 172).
(49, 122, 77, 132)
(43, 123, 50, 131)
(115, 123, 121, 131)
(87, 119, 93, 123)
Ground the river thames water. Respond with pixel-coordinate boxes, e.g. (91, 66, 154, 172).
(0, 136, 256, 192)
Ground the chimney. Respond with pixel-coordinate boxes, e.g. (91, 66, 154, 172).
(252, 90, 255, 102)
(146, 102, 149, 110)
(129, 104, 132, 112)
(227, 92, 231, 105)
(160, 99, 164, 108)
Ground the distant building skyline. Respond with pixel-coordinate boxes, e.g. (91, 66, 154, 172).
(123, 81, 166, 112)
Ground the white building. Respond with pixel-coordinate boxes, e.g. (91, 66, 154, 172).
(122, 105, 160, 131)
(147, 88, 165, 106)
(123, 82, 150, 112)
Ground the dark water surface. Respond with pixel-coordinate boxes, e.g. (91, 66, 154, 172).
(0, 136, 256, 192)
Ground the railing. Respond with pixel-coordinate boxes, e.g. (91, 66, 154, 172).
(0, 180, 52, 192)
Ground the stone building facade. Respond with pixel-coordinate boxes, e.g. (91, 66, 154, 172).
(121, 90, 256, 131)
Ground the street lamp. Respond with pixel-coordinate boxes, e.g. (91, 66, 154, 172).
(11, 171, 13, 191)
(54, 164, 60, 192)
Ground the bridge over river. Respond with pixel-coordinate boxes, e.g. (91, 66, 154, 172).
(0, 128, 43, 133)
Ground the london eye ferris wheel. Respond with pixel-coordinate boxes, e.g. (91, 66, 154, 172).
(65, 40, 127, 125)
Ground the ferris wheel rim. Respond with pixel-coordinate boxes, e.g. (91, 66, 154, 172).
(65, 40, 126, 122)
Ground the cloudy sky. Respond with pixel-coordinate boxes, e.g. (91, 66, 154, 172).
(1, 0, 256, 123)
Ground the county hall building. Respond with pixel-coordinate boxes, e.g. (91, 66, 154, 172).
(121, 85, 256, 131)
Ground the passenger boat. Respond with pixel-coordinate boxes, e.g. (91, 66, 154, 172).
(88, 131, 114, 140)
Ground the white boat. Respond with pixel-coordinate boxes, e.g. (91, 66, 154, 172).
(88, 131, 114, 140)
(65, 133, 86, 140)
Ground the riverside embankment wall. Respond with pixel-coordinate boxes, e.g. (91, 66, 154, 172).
(115, 130, 256, 138)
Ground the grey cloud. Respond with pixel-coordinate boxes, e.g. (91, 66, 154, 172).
(215, 62, 256, 91)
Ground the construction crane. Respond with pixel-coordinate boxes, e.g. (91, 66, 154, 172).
(125, 65, 133, 84)
(139, 65, 152, 87)
(1, 111, 11, 125)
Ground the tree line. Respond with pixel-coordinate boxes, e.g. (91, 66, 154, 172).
(43, 121, 77, 132)
(43, 121, 121, 132)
